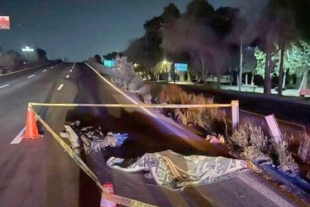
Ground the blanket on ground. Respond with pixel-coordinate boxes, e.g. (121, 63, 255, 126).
(107, 150, 248, 190)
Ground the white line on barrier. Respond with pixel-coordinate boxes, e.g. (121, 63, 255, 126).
(10, 126, 26, 144)
(28, 74, 35, 79)
(43, 69, 47, 72)
(0, 84, 10, 89)
(57, 84, 64, 91)
(85, 63, 157, 118)
(85, 63, 209, 150)
(66, 75, 70, 79)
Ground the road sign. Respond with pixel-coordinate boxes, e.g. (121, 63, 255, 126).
(0, 16, 10, 30)
(174, 63, 188, 72)
(104, 60, 115, 68)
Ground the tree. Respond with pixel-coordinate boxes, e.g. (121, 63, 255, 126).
(185, 0, 214, 22)
(103, 52, 123, 60)
(154, 60, 172, 81)
(269, 0, 297, 95)
(163, 17, 210, 84)
(209, 7, 241, 39)
(0, 50, 22, 69)
(94, 54, 102, 64)
(289, 0, 310, 41)
(114, 56, 136, 81)
(162, 3, 180, 22)
(285, 40, 310, 90)
(124, 38, 158, 79)
(254, 0, 298, 95)
(36, 48, 47, 60)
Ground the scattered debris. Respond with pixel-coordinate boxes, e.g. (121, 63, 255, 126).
(60, 121, 128, 153)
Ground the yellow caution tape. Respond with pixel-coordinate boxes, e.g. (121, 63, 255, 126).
(29, 102, 233, 108)
(33, 109, 158, 207)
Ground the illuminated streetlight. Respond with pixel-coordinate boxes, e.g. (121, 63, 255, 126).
(22, 46, 34, 52)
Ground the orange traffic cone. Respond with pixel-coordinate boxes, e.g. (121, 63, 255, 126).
(100, 182, 117, 207)
(24, 108, 42, 139)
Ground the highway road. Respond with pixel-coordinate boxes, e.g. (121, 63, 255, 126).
(0, 62, 306, 207)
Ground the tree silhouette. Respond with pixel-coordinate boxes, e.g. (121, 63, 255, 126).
(36, 48, 47, 60)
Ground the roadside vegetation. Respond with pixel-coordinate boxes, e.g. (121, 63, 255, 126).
(140, 84, 310, 180)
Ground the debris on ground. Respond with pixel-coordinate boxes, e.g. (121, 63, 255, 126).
(60, 121, 128, 153)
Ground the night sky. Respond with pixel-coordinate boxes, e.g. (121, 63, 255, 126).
(0, 0, 234, 61)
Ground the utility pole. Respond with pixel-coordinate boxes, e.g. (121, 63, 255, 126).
(239, 35, 243, 91)
(161, 22, 169, 83)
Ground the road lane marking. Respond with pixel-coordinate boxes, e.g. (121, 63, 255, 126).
(238, 174, 294, 207)
(43, 69, 47, 72)
(10, 126, 26, 144)
(66, 75, 70, 79)
(0, 84, 10, 89)
(57, 84, 64, 91)
(70, 69, 73, 72)
(28, 74, 35, 78)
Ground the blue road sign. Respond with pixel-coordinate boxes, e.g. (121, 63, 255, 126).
(104, 60, 115, 68)
(174, 63, 188, 72)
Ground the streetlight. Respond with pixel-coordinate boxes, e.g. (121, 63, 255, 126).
(22, 46, 34, 52)
(161, 22, 170, 82)
(22, 46, 34, 61)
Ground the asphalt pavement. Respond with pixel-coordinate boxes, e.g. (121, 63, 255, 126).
(0, 62, 306, 207)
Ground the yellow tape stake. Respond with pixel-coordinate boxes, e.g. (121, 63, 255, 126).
(33, 110, 158, 207)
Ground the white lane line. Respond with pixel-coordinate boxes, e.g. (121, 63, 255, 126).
(238, 174, 294, 207)
(10, 126, 26, 144)
(57, 84, 64, 91)
(66, 75, 70, 79)
(43, 69, 47, 72)
(0, 84, 10, 89)
(28, 74, 35, 79)
(70, 69, 73, 72)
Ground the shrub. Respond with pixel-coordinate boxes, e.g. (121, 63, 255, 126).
(298, 132, 310, 165)
(158, 85, 227, 136)
(230, 119, 271, 162)
(158, 85, 183, 104)
(274, 138, 298, 173)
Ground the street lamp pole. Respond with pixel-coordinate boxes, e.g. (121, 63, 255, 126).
(239, 35, 243, 91)
(161, 22, 169, 83)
